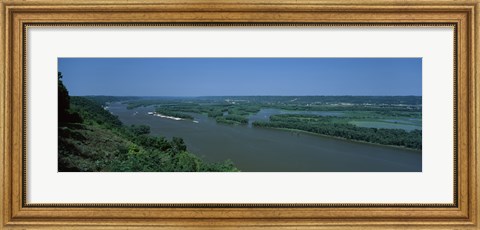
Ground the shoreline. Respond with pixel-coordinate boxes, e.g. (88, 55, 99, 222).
(256, 126, 422, 153)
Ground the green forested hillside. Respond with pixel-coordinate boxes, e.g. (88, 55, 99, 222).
(58, 74, 239, 172)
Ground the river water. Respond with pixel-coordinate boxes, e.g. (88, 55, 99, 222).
(108, 102, 421, 172)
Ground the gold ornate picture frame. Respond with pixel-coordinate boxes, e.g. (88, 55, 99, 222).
(1, 0, 479, 229)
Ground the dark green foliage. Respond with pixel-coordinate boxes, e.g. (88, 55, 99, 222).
(200, 159, 239, 172)
(172, 137, 187, 152)
(58, 72, 70, 121)
(227, 105, 260, 116)
(253, 114, 421, 150)
(130, 135, 172, 152)
(225, 115, 248, 124)
(207, 110, 224, 118)
(174, 151, 202, 172)
(70, 96, 122, 128)
(129, 125, 151, 135)
(58, 124, 134, 172)
(216, 115, 248, 125)
(58, 72, 83, 124)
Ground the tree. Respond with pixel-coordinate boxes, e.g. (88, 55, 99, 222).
(172, 137, 187, 152)
(58, 72, 82, 124)
(58, 72, 71, 123)
(130, 125, 151, 135)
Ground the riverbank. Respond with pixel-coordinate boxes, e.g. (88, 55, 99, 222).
(259, 126, 422, 153)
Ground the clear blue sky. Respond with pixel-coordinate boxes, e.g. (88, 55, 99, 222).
(58, 58, 422, 96)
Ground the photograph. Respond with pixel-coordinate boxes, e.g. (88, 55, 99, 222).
(58, 58, 422, 172)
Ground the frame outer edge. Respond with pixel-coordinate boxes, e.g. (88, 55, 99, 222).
(475, 1, 480, 228)
(0, 0, 479, 6)
(0, 1, 10, 228)
(463, 2, 477, 227)
(2, 0, 480, 229)
(0, 0, 5, 228)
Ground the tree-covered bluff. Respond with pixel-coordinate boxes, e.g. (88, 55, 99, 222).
(58, 74, 239, 172)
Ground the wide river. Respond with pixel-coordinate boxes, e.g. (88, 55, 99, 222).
(108, 102, 421, 172)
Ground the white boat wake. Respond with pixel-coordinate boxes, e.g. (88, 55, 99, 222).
(148, 112, 183, 121)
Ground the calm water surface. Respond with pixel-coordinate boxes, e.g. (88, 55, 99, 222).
(108, 103, 421, 172)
